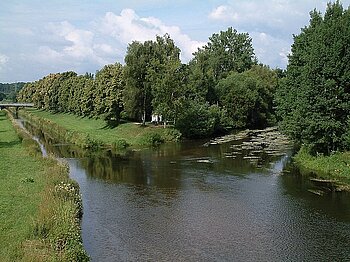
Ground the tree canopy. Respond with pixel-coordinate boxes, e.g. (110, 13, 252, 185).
(189, 27, 257, 103)
(123, 34, 181, 125)
(18, 27, 279, 137)
(276, 1, 350, 154)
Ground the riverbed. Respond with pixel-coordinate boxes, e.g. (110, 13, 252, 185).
(20, 119, 350, 261)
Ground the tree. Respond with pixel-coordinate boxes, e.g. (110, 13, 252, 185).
(175, 100, 223, 138)
(216, 65, 277, 129)
(124, 34, 181, 125)
(0, 92, 6, 101)
(124, 41, 154, 124)
(189, 27, 257, 103)
(276, 1, 350, 154)
(94, 63, 124, 126)
(149, 35, 183, 122)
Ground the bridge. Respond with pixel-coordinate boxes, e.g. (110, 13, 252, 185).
(0, 103, 34, 118)
(0, 103, 34, 110)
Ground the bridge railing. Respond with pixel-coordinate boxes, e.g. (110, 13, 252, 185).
(0, 103, 34, 108)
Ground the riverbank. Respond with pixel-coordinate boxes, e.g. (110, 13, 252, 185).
(0, 110, 89, 261)
(294, 146, 350, 190)
(20, 109, 181, 149)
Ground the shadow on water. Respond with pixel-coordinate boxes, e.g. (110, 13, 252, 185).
(281, 162, 350, 222)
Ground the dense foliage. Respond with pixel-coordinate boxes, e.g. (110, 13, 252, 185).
(276, 1, 350, 155)
(0, 92, 5, 101)
(124, 34, 181, 125)
(216, 65, 277, 129)
(18, 28, 279, 138)
(17, 64, 124, 126)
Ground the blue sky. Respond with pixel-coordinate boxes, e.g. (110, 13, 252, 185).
(1, 0, 349, 83)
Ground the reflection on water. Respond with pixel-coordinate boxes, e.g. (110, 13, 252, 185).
(21, 119, 350, 261)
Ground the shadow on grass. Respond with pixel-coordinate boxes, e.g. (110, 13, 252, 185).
(101, 119, 134, 130)
(0, 140, 21, 149)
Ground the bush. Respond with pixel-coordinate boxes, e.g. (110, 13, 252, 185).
(112, 139, 130, 149)
(164, 128, 182, 142)
(175, 101, 229, 138)
(141, 133, 165, 146)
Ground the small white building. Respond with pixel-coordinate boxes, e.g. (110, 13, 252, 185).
(151, 114, 162, 124)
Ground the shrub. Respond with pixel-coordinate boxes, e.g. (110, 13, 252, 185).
(141, 132, 165, 146)
(164, 128, 182, 142)
(112, 139, 130, 149)
(175, 101, 228, 138)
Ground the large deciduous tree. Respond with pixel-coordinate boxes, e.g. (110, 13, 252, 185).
(94, 63, 124, 126)
(216, 65, 278, 129)
(123, 34, 181, 125)
(189, 27, 256, 103)
(276, 1, 350, 154)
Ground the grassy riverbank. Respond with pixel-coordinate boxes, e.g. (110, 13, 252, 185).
(294, 146, 350, 188)
(20, 109, 181, 149)
(0, 110, 88, 261)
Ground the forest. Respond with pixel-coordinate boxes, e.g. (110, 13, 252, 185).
(18, 1, 350, 156)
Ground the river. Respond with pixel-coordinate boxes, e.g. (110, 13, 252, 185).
(19, 119, 350, 261)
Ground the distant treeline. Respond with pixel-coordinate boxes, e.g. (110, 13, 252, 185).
(0, 82, 26, 101)
(18, 28, 280, 138)
(0, 82, 26, 94)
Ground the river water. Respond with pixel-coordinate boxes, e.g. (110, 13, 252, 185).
(20, 119, 350, 261)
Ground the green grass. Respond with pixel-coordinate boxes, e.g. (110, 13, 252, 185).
(0, 110, 88, 261)
(0, 111, 47, 261)
(22, 109, 180, 148)
(294, 146, 350, 185)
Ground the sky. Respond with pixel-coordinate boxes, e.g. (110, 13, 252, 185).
(1, 0, 350, 83)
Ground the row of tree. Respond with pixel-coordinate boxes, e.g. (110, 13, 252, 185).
(18, 27, 279, 138)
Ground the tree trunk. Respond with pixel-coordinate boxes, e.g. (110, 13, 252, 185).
(142, 89, 146, 126)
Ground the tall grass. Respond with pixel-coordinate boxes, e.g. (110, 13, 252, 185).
(1, 110, 89, 261)
(294, 146, 350, 188)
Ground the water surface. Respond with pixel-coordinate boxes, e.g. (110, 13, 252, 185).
(22, 120, 350, 261)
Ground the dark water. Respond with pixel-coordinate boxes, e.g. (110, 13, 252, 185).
(20, 120, 350, 261)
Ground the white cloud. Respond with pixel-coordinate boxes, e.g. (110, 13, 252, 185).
(0, 54, 9, 70)
(97, 9, 205, 61)
(37, 46, 62, 61)
(32, 21, 113, 69)
(207, 1, 333, 36)
(209, 5, 239, 21)
(207, 1, 326, 68)
(47, 21, 95, 59)
(28, 8, 204, 76)
(251, 32, 290, 68)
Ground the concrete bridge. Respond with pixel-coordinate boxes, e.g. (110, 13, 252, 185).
(0, 103, 34, 117)
(0, 103, 34, 110)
